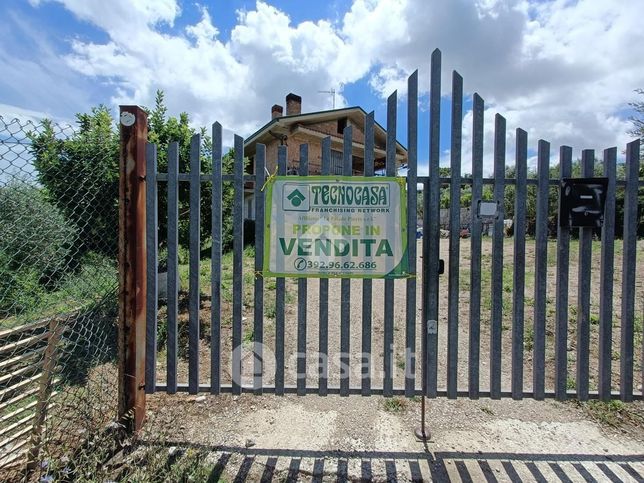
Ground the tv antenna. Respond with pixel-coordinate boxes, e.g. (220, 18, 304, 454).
(318, 88, 336, 109)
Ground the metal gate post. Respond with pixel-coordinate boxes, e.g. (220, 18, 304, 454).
(118, 106, 148, 432)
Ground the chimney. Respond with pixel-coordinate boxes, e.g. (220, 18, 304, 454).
(285, 93, 302, 116)
(271, 104, 283, 119)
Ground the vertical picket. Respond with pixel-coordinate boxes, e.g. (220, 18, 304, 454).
(319, 138, 330, 396)
(576, 150, 594, 401)
(232, 135, 244, 395)
(384, 93, 396, 397)
(424, 48, 441, 398)
(362, 117, 374, 396)
(512, 129, 527, 400)
(254, 144, 266, 395)
(145, 143, 158, 394)
(447, 72, 462, 399)
(620, 139, 640, 401)
(490, 114, 506, 399)
(555, 146, 573, 400)
(468, 93, 484, 399)
(166, 142, 179, 394)
(275, 146, 287, 395)
(211, 122, 223, 394)
(341, 126, 353, 396)
(533, 140, 550, 400)
(598, 147, 616, 401)
(188, 134, 201, 394)
(405, 72, 418, 397)
(297, 144, 309, 396)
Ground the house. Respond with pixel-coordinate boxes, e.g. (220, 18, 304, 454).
(242, 93, 408, 219)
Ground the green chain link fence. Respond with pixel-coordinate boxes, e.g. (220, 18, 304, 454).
(0, 114, 120, 480)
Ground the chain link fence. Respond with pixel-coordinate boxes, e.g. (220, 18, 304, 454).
(0, 114, 120, 480)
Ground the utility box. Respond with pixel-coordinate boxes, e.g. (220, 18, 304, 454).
(559, 177, 608, 228)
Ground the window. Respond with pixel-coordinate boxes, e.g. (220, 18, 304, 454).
(337, 117, 347, 134)
(330, 149, 343, 174)
(245, 196, 255, 220)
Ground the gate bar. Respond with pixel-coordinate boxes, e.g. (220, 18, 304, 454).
(145, 142, 158, 394)
(384, 94, 396, 396)
(166, 142, 180, 394)
(232, 135, 244, 395)
(620, 139, 640, 401)
(424, 48, 442, 398)
(468, 93, 484, 399)
(447, 71, 462, 399)
(340, 126, 353, 396)
(512, 128, 527, 400)
(555, 146, 573, 400)
(155, 173, 644, 188)
(297, 144, 309, 396)
(211, 122, 223, 394)
(576, 149, 594, 401)
(275, 146, 287, 395)
(362, 116, 374, 396)
(598, 147, 616, 401)
(405, 71, 418, 398)
(490, 114, 506, 399)
(254, 144, 266, 395)
(188, 134, 201, 394)
(319, 138, 331, 396)
(533, 140, 550, 400)
(152, 383, 642, 400)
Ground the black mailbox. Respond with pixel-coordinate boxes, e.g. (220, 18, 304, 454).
(559, 177, 608, 228)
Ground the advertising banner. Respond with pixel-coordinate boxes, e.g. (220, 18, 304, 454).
(263, 176, 408, 278)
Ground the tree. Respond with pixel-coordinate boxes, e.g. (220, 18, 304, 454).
(627, 88, 644, 236)
(30, 91, 241, 258)
(31, 107, 119, 256)
(0, 183, 77, 316)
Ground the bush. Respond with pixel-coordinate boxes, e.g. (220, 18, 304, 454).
(0, 183, 77, 316)
(30, 108, 119, 257)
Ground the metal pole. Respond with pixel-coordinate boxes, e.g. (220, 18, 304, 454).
(118, 105, 148, 432)
(415, 317, 430, 441)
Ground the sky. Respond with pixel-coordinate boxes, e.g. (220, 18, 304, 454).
(1, 0, 643, 175)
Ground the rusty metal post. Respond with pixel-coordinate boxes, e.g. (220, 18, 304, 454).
(118, 106, 148, 432)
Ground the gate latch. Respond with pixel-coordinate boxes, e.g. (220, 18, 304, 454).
(438, 259, 445, 275)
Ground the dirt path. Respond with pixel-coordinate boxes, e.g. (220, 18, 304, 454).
(142, 238, 644, 481)
(143, 393, 643, 481)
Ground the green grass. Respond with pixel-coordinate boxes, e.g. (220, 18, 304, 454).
(0, 253, 116, 329)
(524, 327, 534, 351)
(581, 400, 644, 429)
(396, 356, 405, 370)
(383, 397, 407, 412)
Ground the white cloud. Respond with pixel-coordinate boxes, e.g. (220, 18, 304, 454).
(11, 0, 644, 164)
(349, 0, 643, 170)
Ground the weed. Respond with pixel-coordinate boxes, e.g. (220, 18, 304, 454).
(635, 315, 643, 334)
(264, 300, 276, 318)
(581, 400, 644, 429)
(480, 406, 494, 415)
(383, 397, 407, 412)
(243, 328, 254, 343)
(566, 377, 576, 390)
(524, 327, 534, 351)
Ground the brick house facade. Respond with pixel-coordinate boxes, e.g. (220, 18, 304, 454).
(243, 93, 407, 219)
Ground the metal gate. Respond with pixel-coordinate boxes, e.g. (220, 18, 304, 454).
(141, 49, 642, 402)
